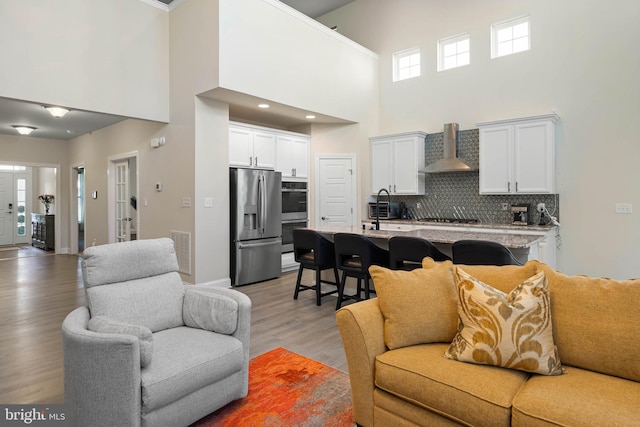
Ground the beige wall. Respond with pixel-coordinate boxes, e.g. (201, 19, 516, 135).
(67, 119, 168, 247)
(320, 0, 640, 279)
(0, 134, 70, 251)
(0, 0, 169, 121)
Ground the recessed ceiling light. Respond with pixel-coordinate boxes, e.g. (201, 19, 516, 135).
(258, 103, 270, 109)
(305, 115, 316, 119)
(43, 105, 70, 118)
(12, 125, 37, 135)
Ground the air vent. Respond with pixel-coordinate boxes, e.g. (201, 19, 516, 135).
(170, 231, 191, 275)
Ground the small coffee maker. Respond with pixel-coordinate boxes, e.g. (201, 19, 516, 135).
(511, 204, 531, 225)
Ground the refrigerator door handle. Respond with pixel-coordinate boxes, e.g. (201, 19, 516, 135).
(261, 174, 267, 234)
(257, 174, 266, 235)
(238, 240, 280, 249)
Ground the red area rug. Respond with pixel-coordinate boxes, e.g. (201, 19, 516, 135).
(193, 347, 354, 427)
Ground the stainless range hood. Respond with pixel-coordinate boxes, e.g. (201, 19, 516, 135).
(422, 123, 473, 173)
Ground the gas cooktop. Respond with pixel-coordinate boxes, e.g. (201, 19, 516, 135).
(418, 217, 479, 224)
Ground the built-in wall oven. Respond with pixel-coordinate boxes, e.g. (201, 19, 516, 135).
(281, 181, 308, 253)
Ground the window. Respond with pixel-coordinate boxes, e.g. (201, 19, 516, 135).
(393, 47, 420, 82)
(492, 16, 530, 58)
(438, 34, 470, 71)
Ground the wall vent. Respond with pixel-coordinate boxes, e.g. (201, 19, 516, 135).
(170, 230, 192, 275)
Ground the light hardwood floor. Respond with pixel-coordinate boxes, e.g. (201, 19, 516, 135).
(0, 251, 349, 404)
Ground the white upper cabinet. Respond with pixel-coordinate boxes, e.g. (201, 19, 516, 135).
(229, 122, 276, 169)
(276, 135, 309, 179)
(478, 114, 559, 195)
(370, 132, 426, 195)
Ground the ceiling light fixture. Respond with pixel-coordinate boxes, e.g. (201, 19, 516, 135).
(305, 115, 316, 119)
(258, 103, 270, 109)
(12, 125, 37, 135)
(43, 105, 70, 118)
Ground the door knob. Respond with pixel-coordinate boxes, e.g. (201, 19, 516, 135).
(321, 216, 327, 220)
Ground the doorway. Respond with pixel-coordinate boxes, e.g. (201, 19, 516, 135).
(315, 155, 357, 227)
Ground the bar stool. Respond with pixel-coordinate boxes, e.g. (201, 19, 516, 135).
(452, 239, 522, 266)
(292, 229, 340, 306)
(389, 236, 451, 270)
(334, 233, 390, 310)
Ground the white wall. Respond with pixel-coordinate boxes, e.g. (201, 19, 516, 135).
(218, 0, 378, 123)
(319, 0, 640, 279)
(0, 0, 169, 121)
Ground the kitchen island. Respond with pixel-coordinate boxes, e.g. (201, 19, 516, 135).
(312, 222, 557, 267)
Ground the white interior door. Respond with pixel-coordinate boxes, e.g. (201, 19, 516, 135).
(316, 156, 356, 226)
(0, 172, 14, 245)
(115, 161, 130, 242)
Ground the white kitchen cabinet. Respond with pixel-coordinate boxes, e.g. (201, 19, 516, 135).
(478, 114, 558, 194)
(276, 135, 309, 179)
(229, 122, 277, 169)
(370, 132, 426, 195)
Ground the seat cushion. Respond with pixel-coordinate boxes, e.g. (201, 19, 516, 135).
(512, 366, 640, 426)
(141, 327, 244, 413)
(375, 344, 529, 427)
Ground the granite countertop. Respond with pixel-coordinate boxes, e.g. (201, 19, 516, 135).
(363, 218, 556, 232)
(314, 224, 542, 249)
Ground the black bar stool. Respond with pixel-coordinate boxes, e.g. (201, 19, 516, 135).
(388, 236, 451, 270)
(452, 239, 522, 266)
(334, 233, 390, 310)
(292, 229, 340, 306)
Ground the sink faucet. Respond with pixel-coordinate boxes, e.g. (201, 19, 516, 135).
(375, 188, 391, 230)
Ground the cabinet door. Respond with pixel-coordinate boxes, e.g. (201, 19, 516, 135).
(290, 139, 309, 178)
(514, 121, 555, 193)
(479, 126, 513, 194)
(229, 127, 253, 167)
(276, 136, 294, 177)
(371, 139, 392, 194)
(393, 137, 421, 194)
(253, 131, 276, 169)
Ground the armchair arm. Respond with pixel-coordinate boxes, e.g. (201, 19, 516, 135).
(336, 298, 387, 427)
(62, 307, 142, 427)
(186, 285, 252, 396)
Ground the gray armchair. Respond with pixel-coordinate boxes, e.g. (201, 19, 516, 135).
(62, 238, 251, 427)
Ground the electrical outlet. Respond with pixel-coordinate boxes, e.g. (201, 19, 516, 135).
(615, 203, 633, 214)
(501, 203, 508, 211)
(416, 202, 422, 209)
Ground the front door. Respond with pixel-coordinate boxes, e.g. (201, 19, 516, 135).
(316, 156, 356, 226)
(0, 172, 14, 245)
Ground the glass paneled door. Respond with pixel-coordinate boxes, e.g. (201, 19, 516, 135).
(115, 161, 130, 242)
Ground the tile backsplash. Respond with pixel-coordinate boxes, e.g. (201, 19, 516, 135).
(392, 129, 560, 225)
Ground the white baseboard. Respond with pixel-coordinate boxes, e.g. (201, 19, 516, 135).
(194, 277, 232, 288)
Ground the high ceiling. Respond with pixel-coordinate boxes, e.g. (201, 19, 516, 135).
(0, 0, 354, 141)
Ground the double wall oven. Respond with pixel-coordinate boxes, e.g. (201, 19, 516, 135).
(281, 180, 308, 253)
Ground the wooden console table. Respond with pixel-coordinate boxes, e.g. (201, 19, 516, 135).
(32, 213, 55, 251)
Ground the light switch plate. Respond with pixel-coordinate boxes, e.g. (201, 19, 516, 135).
(204, 197, 213, 208)
(615, 203, 632, 214)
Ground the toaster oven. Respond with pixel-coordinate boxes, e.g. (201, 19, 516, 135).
(368, 202, 400, 220)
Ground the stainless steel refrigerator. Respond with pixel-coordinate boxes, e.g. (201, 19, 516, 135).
(230, 168, 282, 286)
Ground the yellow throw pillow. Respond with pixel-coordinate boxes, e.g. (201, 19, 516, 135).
(445, 267, 563, 375)
(369, 263, 459, 350)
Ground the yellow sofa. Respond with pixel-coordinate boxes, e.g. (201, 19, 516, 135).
(336, 259, 640, 426)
